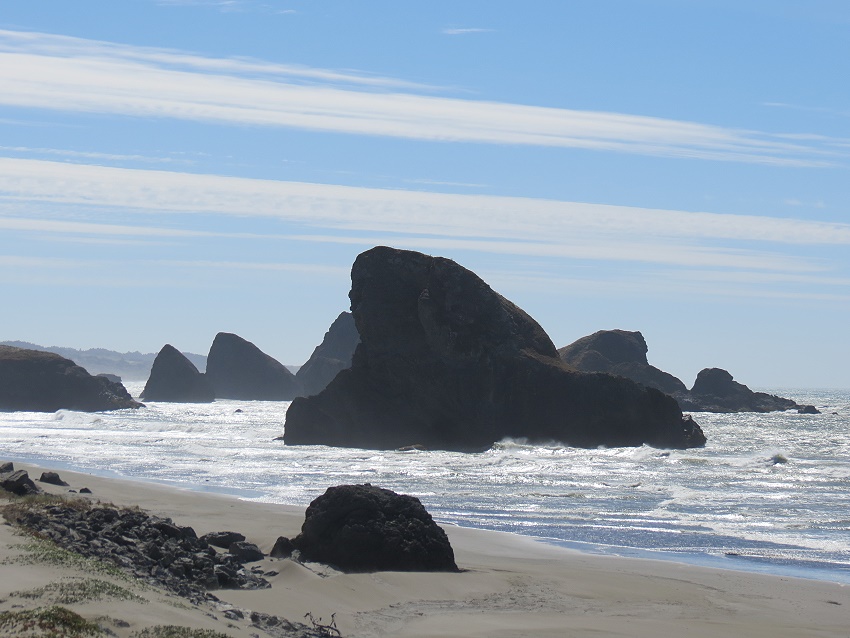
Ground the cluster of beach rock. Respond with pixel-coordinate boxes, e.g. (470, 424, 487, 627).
(2, 465, 458, 636)
(6, 499, 272, 604)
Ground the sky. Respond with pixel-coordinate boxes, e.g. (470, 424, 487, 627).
(1, 0, 848, 388)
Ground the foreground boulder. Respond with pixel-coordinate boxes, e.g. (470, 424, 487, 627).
(285, 246, 704, 450)
(559, 330, 818, 414)
(295, 312, 360, 397)
(0, 345, 141, 412)
(206, 332, 300, 400)
(141, 344, 214, 402)
(286, 484, 458, 573)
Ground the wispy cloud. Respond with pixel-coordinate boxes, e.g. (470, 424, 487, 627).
(765, 101, 850, 119)
(0, 145, 190, 165)
(442, 27, 495, 35)
(0, 30, 843, 166)
(3, 158, 849, 275)
(155, 0, 296, 14)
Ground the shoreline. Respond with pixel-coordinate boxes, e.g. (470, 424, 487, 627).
(5, 452, 850, 587)
(2, 460, 849, 637)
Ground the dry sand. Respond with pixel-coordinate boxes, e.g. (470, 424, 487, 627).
(1, 461, 848, 637)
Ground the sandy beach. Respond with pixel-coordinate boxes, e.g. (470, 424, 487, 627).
(1, 461, 848, 638)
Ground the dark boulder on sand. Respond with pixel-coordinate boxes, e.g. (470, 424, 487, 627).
(1, 468, 41, 496)
(206, 332, 300, 400)
(141, 344, 214, 403)
(558, 329, 688, 396)
(288, 484, 458, 573)
(0, 345, 141, 412)
(681, 368, 819, 414)
(284, 246, 705, 451)
(295, 312, 359, 397)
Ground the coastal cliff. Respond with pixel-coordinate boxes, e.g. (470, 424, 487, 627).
(0, 345, 141, 412)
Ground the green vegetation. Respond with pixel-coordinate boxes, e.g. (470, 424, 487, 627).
(2, 537, 127, 580)
(2, 493, 93, 517)
(0, 606, 103, 637)
(130, 626, 231, 638)
(12, 577, 146, 605)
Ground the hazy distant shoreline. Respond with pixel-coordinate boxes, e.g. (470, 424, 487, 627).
(0, 341, 300, 381)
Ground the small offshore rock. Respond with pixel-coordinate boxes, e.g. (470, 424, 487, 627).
(798, 405, 820, 414)
(39, 471, 70, 486)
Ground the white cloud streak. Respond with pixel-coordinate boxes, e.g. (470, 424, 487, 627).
(0, 145, 189, 165)
(0, 30, 841, 166)
(2, 158, 849, 274)
(442, 28, 495, 35)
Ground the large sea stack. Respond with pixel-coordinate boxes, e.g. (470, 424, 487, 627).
(205, 332, 300, 400)
(141, 344, 214, 402)
(0, 345, 141, 412)
(284, 246, 705, 451)
(295, 312, 359, 397)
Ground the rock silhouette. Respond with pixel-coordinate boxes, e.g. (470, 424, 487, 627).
(558, 330, 687, 396)
(0, 345, 141, 412)
(287, 484, 458, 573)
(141, 344, 214, 403)
(284, 246, 705, 451)
(559, 330, 818, 414)
(206, 332, 300, 400)
(295, 312, 359, 397)
(682, 367, 811, 413)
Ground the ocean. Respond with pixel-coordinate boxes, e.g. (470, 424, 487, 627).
(2, 384, 848, 584)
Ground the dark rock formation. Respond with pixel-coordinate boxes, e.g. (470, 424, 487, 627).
(295, 312, 360, 397)
(559, 330, 819, 414)
(270, 535, 295, 558)
(558, 330, 688, 396)
(0, 345, 142, 412)
(228, 541, 264, 563)
(286, 484, 458, 573)
(681, 368, 817, 413)
(141, 344, 214, 403)
(201, 531, 246, 549)
(5, 501, 270, 604)
(0, 340, 207, 381)
(284, 246, 705, 451)
(206, 332, 300, 400)
(1, 468, 41, 496)
(96, 372, 122, 383)
(39, 471, 69, 487)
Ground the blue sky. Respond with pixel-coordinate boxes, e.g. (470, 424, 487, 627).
(1, 0, 848, 388)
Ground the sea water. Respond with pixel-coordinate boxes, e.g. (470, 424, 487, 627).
(1, 384, 848, 584)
